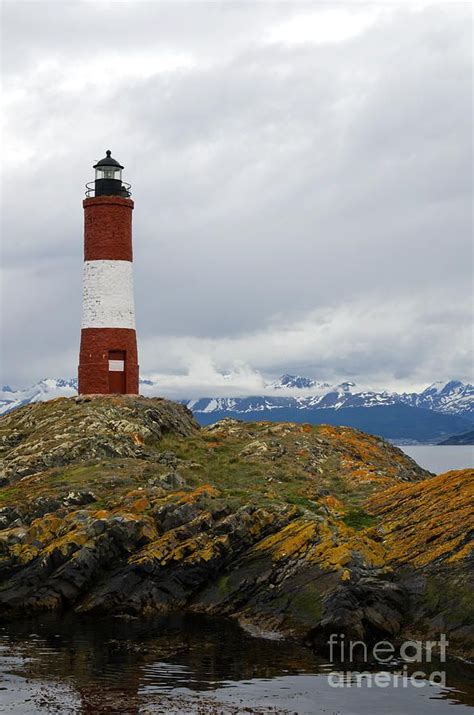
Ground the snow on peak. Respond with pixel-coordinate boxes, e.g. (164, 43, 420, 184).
(0, 378, 78, 415)
(272, 374, 316, 389)
(1, 375, 472, 419)
(422, 380, 465, 396)
(270, 374, 334, 391)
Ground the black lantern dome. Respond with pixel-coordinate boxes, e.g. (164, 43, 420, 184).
(86, 150, 131, 198)
(93, 150, 124, 171)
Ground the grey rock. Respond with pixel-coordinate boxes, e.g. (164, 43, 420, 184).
(0, 507, 22, 529)
(63, 491, 96, 507)
(148, 471, 186, 491)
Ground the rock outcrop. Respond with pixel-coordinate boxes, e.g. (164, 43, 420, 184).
(367, 469, 474, 651)
(0, 395, 196, 481)
(0, 396, 472, 657)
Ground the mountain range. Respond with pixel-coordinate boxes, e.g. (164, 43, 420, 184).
(1, 374, 473, 444)
(194, 374, 474, 416)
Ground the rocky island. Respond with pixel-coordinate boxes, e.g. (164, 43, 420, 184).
(0, 396, 472, 658)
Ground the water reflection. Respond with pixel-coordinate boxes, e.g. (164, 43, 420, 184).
(0, 612, 473, 714)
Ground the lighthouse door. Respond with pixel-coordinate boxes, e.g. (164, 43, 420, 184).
(108, 350, 126, 394)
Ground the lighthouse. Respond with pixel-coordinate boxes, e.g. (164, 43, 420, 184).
(78, 151, 139, 395)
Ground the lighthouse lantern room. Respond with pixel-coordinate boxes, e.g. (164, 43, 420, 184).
(93, 150, 125, 196)
(78, 150, 139, 395)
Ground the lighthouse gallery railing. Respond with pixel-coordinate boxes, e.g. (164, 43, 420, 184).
(85, 182, 132, 198)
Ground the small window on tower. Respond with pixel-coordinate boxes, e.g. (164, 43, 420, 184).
(109, 350, 125, 372)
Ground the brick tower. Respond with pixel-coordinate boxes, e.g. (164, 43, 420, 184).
(78, 151, 139, 395)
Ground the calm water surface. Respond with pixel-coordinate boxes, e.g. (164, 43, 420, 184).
(0, 613, 472, 714)
(400, 445, 473, 474)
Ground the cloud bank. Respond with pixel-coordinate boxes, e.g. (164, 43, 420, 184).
(1, 2, 472, 393)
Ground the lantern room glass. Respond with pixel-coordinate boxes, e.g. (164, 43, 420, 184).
(95, 166, 122, 181)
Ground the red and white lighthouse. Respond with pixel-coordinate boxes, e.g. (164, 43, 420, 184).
(78, 150, 139, 395)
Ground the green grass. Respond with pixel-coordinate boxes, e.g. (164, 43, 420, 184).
(342, 507, 376, 530)
(0, 487, 20, 504)
(285, 495, 320, 513)
(0, 417, 410, 527)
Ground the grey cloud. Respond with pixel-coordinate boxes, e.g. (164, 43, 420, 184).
(1, 2, 472, 389)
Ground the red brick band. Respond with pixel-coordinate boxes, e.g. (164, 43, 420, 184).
(78, 327, 139, 394)
(83, 196, 134, 261)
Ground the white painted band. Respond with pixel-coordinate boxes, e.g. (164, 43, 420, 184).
(82, 260, 135, 329)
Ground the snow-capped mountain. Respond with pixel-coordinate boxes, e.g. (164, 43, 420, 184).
(180, 376, 474, 443)
(271, 377, 474, 417)
(269, 374, 356, 394)
(407, 380, 474, 416)
(2, 374, 472, 418)
(1, 374, 473, 443)
(0, 379, 78, 415)
(271, 374, 322, 390)
(183, 378, 474, 418)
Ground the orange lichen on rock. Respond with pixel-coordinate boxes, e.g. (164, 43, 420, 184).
(307, 520, 386, 570)
(132, 507, 278, 570)
(320, 425, 391, 464)
(44, 528, 90, 557)
(367, 469, 474, 568)
(92, 510, 109, 519)
(131, 497, 150, 513)
(28, 514, 63, 544)
(130, 516, 229, 568)
(3, 397, 459, 650)
(255, 520, 319, 560)
(5, 513, 68, 564)
(178, 485, 221, 504)
(254, 516, 386, 572)
(125, 489, 148, 500)
(341, 461, 393, 485)
(319, 495, 346, 514)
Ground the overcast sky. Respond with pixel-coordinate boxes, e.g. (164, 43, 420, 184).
(1, 1, 472, 396)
